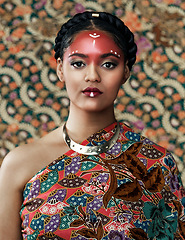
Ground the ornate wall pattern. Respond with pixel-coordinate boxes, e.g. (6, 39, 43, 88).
(0, 0, 185, 183)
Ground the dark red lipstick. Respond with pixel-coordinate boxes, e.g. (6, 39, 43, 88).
(82, 87, 103, 97)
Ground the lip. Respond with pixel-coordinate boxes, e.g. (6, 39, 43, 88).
(82, 87, 103, 97)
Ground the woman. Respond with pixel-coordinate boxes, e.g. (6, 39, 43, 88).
(0, 11, 185, 240)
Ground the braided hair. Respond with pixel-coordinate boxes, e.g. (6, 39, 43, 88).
(54, 11, 137, 70)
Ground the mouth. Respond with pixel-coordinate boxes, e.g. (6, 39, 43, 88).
(82, 87, 103, 97)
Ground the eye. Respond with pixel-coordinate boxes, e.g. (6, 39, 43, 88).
(102, 62, 117, 69)
(71, 61, 85, 69)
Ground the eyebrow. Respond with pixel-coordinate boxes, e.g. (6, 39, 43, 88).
(100, 53, 120, 59)
(68, 53, 88, 58)
(68, 52, 120, 59)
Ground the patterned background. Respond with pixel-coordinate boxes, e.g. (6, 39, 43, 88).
(0, 0, 185, 183)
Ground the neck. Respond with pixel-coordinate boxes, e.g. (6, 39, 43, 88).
(65, 104, 116, 143)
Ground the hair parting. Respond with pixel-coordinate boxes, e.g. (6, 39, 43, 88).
(54, 11, 137, 70)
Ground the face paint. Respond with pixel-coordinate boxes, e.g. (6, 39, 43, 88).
(64, 30, 123, 63)
(60, 30, 128, 113)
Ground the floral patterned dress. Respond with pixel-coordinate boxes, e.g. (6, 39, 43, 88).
(20, 122, 185, 240)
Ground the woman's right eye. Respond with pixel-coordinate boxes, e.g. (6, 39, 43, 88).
(71, 61, 85, 69)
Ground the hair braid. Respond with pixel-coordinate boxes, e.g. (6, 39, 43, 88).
(54, 12, 93, 60)
(54, 11, 137, 70)
(95, 12, 137, 70)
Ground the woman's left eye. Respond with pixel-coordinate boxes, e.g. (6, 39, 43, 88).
(102, 62, 117, 69)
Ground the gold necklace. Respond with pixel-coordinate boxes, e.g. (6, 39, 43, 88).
(63, 123, 120, 155)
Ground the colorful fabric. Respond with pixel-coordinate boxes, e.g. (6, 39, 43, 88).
(20, 122, 185, 240)
(0, 0, 185, 185)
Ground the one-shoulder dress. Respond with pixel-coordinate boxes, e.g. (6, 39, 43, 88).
(20, 122, 185, 240)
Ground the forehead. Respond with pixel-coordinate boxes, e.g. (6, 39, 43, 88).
(66, 30, 122, 56)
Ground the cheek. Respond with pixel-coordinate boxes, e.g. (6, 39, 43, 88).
(63, 72, 80, 95)
(107, 71, 124, 88)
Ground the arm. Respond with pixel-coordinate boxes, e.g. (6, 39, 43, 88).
(0, 151, 23, 240)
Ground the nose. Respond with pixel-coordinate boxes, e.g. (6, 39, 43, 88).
(85, 63, 101, 82)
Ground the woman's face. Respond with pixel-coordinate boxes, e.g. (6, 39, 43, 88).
(57, 30, 130, 113)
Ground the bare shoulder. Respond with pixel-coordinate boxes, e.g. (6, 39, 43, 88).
(0, 125, 67, 189)
(0, 127, 67, 239)
(0, 139, 42, 190)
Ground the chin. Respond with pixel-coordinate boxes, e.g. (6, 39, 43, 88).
(71, 100, 113, 113)
(82, 107, 104, 113)
(81, 104, 113, 113)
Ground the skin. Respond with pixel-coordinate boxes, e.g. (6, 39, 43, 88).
(0, 29, 129, 239)
(58, 30, 130, 141)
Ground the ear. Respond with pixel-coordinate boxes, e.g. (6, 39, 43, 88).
(122, 63, 130, 84)
(57, 58, 64, 82)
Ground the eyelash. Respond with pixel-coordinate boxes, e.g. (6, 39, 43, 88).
(102, 62, 117, 69)
(71, 61, 85, 69)
(70, 60, 118, 69)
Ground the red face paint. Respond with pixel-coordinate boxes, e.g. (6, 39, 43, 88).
(64, 30, 123, 63)
(60, 30, 127, 113)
